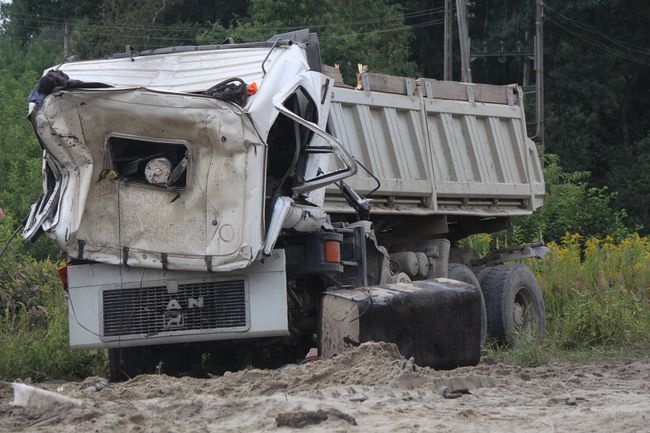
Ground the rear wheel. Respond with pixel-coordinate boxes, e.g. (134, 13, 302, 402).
(447, 263, 487, 351)
(480, 264, 546, 347)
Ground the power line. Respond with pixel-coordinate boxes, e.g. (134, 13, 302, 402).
(321, 19, 444, 41)
(8, 16, 446, 47)
(4, 6, 446, 60)
(545, 5, 650, 56)
(12, 22, 445, 45)
(11, 22, 202, 42)
(5, 7, 445, 35)
(546, 16, 650, 67)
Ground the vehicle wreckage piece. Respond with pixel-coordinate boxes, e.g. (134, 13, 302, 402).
(321, 279, 482, 369)
(24, 39, 354, 273)
(22, 30, 547, 379)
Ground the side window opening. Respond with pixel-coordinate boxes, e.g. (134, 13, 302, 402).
(266, 86, 318, 200)
(108, 136, 188, 188)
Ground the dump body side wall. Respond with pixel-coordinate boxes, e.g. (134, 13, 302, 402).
(324, 83, 544, 217)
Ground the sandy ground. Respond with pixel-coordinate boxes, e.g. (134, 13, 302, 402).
(1, 343, 649, 432)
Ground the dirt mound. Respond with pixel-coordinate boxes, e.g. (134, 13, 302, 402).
(208, 342, 494, 397)
(95, 342, 435, 400)
(2, 346, 649, 432)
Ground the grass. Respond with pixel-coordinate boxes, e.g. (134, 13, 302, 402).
(0, 257, 106, 381)
(484, 233, 650, 367)
(532, 233, 650, 348)
(483, 338, 650, 368)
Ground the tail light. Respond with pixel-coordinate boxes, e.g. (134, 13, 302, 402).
(58, 264, 69, 290)
(324, 240, 341, 263)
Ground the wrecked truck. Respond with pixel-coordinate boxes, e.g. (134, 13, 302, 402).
(24, 30, 547, 380)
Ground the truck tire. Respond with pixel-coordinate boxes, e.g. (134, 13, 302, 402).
(447, 263, 487, 351)
(480, 264, 546, 347)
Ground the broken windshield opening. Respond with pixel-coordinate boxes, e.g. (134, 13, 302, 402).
(108, 136, 188, 188)
(266, 86, 317, 199)
(269, 71, 357, 196)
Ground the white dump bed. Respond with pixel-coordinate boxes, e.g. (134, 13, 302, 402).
(325, 74, 545, 216)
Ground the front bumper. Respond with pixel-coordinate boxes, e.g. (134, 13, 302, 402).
(67, 250, 288, 349)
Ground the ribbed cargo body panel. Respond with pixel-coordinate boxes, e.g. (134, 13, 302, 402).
(325, 83, 545, 216)
(102, 280, 248, 337)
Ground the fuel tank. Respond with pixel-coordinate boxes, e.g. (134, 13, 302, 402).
(320, 279, 482, 369)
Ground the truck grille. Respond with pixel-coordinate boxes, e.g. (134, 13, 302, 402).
(102, 280, 247, 337)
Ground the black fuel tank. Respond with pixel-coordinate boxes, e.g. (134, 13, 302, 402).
(320, 279, 482, 369)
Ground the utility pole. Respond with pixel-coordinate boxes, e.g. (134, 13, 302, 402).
(444, 0, 453, 81)
(535, 0, 544, 146)
(522, 35, 530, 86)
(63, 18, 70, 60)
(456, 0, 472, 83)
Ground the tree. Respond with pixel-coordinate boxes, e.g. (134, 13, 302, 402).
(429, 0, 650, 233)
(198, 0, 417, 83)
(515, 155, 630, 243)
(542, 1, 650, 232)
(3, 0, 650, 237)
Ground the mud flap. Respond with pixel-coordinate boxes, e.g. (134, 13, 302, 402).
(320, 280, 481, 369)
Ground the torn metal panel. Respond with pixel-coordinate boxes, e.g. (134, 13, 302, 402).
(24, 42, 344, 272)
(49, 47, 281, 93)
(33, 88, 266, 271)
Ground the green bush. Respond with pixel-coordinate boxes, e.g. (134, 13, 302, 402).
(484, 232, 650, 366)
(515, 154, 631, 243)
(463, 154, 632, 256)
(0, 223, 106, 380)
(530, 233, 650, 350)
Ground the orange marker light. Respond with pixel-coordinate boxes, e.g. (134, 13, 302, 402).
(246, 82, 258, 95)
(324, 241, 341, 263)
(58, 264, 69, 289)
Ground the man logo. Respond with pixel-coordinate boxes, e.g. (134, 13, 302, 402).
(165, 297, 204, 310)
(164, 311, 183, 328)
(163, 297, 203, 329)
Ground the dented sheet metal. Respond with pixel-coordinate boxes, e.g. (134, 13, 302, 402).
(33, 88, 264, 271)
(46, 47, 280, 93)
(25, 43, 331, 272)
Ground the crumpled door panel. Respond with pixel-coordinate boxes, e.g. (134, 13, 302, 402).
(30, 88, 266, 272)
